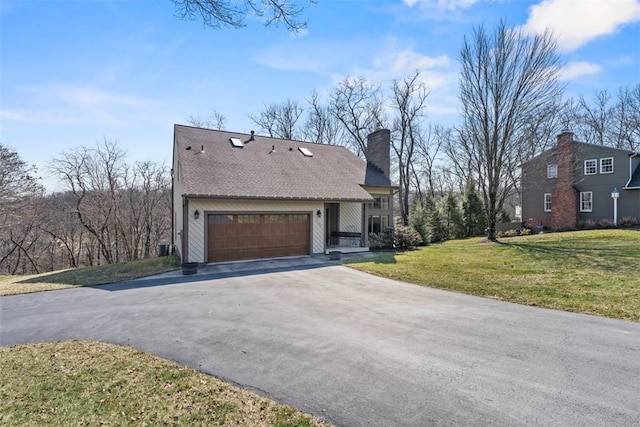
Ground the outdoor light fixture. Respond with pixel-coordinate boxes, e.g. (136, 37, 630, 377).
(194, 209, 200, 220)
(611, 188, 619, 226)
(316, 210, 322, 218)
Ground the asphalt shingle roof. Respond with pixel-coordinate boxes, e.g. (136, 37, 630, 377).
(174, 125, 391, 201)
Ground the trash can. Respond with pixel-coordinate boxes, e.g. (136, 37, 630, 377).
(181, 262, 198, 275)
(157, 243, 170, 257)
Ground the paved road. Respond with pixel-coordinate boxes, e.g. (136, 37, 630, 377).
(1, 259, 639, 426)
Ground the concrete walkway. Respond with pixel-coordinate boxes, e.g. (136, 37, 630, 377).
(1, 258, 639, 426)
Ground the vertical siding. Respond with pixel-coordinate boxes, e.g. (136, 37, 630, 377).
(340, 202, 362, 232)
(184, 199, 325, 263)
(172, 158, 184, 260)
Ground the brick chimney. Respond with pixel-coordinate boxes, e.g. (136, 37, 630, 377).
(551, 132, 579, 230)
(366, 129, 390, 180)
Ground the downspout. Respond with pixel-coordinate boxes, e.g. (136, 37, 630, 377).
(626, 152, 638, 188)
(182, 197, 189, 263)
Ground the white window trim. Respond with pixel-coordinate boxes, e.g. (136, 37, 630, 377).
(547, 164, 557, 179)
(580, 191, 593, 212)
(599, 157, 613, 174)
(544, 193, 552, 212)
(584, 159, 597, 175)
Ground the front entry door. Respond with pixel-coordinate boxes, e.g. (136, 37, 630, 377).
(325, 203, 339, 246)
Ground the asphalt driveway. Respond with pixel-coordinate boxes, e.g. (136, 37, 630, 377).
(1, 259, 639, 426)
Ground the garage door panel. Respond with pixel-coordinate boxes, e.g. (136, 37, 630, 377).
(207, 213, 310, 262)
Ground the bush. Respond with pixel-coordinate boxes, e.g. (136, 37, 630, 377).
(520, 228, 532, 236)
(502, 229, 518, 237)
(619, 217, 639, 227)
(369, 228, 394, 250)
(409, 203, 430, 245)
(369, 225, 421, 250)
(393, 225, 422, 249)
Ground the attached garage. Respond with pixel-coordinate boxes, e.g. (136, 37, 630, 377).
(207, 213, 310, 262)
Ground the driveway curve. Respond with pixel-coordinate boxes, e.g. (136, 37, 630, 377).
(1, 260, 639, 426)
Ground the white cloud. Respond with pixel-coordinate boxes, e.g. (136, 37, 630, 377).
(523, 0, 640, 52)
(41, 84, 152, 108)
(403, 0, 479, 10)
(559, 61, 602, 80)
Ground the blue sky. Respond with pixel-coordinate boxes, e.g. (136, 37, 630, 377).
(2, 0, 639, 191)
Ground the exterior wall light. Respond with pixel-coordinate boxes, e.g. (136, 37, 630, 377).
(316, 210, 322, 218)
(194, 209, 200, 220)
(611, 188, 619, 226)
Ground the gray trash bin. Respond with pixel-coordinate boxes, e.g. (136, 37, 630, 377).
(157, 243, 170, 257)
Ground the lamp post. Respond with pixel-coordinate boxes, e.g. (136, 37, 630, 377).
(611, 188, 619, 226)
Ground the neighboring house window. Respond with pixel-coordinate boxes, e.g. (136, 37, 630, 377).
(584, 159, 597, 175)
(547, 164, 557, 178)
(544, 193, 552, 212)
(580, 192, 593, 212)
(600, 157, 613, 174)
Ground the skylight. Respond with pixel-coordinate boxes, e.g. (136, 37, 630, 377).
(298, 147, 313, 157)
(230, 137, 244, 148)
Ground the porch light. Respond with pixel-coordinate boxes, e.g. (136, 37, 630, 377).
(194, 209, 200, 220)
(316, 210, 322, 218)
(611, 188, 619, 226)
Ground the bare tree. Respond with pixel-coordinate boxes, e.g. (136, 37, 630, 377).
(576, 89, 613, 146)
(391, 71, 430, 225)
(456, 21, 563, 241)
(613, 84, 640, 150)
(415, 124, 448, 201)
(249, 99, 304, 139)
(301, 90, 344, 144)
(0, 144, 45, 274)
(329, 76, 385, 157)
(171, 0, 311, 33)
(187, 109, 227, 130)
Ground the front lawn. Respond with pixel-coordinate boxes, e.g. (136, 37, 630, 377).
(0, 256, 180, 296)
(345, 229, 640, 321)
(0, 340, 327, 427)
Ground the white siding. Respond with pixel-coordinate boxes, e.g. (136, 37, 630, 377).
(172, 157, 184, 260)
(340, 202, 362, 232)
(185, 199, 325, 263)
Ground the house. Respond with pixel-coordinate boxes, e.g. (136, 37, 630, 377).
(171, 124, 396, 263)
(521, 131, 640, 230)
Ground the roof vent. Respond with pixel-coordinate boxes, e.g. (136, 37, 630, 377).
(230, 137, 244, 148)
(298, 147, 313, 157)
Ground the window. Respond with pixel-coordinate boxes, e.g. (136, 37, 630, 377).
(547, 164, 557, 179)
(369, 196, 389, 210)
(580, 192, 593, 212)
(600, 157, 613, 174)
(264, 214, 285, 223)
(584, 159, 597, 175)
(229, 137, 244, 148)
(209, 214, 233, 224)
(288, 214, 308, 223)
(298, 147, 313, 157)
(544, 193, 552, 212)
(368, 215, 389, 233)
(237, 214, 260, 223)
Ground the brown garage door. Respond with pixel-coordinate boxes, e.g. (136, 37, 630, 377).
(207, 213, 310, 262)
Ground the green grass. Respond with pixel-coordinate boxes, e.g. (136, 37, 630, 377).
(0, 256, 181, 296)
(345, 229, 640, 321)
(0, 340, 328, 427)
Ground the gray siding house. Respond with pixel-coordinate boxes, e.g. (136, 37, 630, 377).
(521, 132, 640, 230)
(172, 125, 396, 263)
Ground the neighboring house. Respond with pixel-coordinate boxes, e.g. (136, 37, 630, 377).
(521, 131, 640, 230)
(172, 124, 396, 263)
